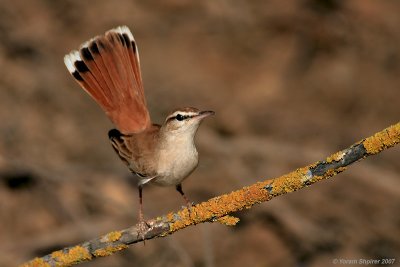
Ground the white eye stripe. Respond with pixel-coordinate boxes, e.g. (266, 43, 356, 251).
(172, 112, 197, 117)
(167, 112, 198, 121)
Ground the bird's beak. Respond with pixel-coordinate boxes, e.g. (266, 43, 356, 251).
(196, 110, 215, 119)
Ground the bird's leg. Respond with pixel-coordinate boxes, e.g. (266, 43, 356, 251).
(137, 185, 149, 242)
(176, 183, 193, 209)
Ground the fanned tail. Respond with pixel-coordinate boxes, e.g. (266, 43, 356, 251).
(64, 26, 151, 133)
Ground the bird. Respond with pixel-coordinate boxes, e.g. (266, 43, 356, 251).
(63, 26, 214, 237)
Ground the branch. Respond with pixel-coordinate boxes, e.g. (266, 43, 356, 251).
(21, 122, 400, 267)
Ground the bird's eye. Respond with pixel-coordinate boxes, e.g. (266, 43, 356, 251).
(175, 114, 184, 121)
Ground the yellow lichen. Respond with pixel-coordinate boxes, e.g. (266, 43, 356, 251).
(106, 231, 122, 242)
(51, 246, 91, 266)
(19, 257, 51, 267)
(167, 183, 271, 232)
(363, 123, 400, 154)
(326, 151, 345, 163)
(93, 244, 128, 257)
(217, 215, 240, 226)
(268, 168, 305, 195)
(167, 166, 317, 232)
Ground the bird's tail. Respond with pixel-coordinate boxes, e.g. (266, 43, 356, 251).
(64, 26, 151, 133)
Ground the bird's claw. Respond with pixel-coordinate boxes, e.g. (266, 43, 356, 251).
(182, 202, 194, 214)
(182, 201, 194, 209)
(137, 219, 150, 243)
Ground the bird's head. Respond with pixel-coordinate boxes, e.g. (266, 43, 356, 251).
(162, 107, 214, 137)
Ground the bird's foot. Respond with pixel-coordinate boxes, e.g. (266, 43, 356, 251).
(182, 201, 194, 214)
(137, 219, 150, 243)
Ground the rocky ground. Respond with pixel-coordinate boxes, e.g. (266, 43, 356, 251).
(0, 1, 399, 266)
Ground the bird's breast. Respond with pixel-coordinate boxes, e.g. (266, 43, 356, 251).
(154, 136, 199, 186)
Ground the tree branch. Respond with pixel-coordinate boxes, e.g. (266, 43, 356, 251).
(20, 122, 400, 267)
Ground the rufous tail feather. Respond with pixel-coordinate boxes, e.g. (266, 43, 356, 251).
(64, 26, 151, 133)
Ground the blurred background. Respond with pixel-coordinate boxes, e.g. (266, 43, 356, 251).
(0, 0, 399, 266)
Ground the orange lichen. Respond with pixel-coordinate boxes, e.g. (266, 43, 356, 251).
(267, 168, 307, 196)
(166, 206, 200, 232)
(106, 231, 122, 242)
(51, 246, 92, 266)
(165, 161, 330, 235)
(217, 215, 240, 226)
(93, 244, 128, 257)
(167, 183, 271, 232)
(166, 164, 331, 233)
(166, 166, 317, 232)
(20, 257, 51, 267)
(326, 150, 345, 163)
(363, 123, 400, 154)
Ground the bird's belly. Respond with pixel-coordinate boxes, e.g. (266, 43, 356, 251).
(153, 149, 198, 186)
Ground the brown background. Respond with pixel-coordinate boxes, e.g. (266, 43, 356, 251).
(0, 1, 399, 266)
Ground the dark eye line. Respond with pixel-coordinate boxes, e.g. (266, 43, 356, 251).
(167, 113, 195, 122)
